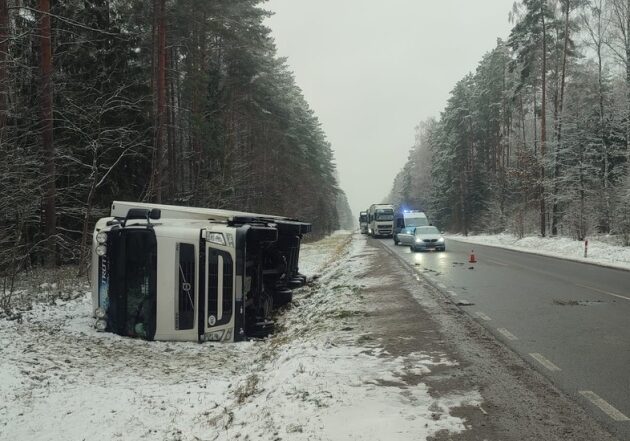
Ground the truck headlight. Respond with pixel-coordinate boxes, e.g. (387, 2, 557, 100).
(95, 319, 107, 332)
(207, 233, 226, 246)
(96, 245, 107, 256)
(95, 307, 107, 319)
(96, 231, 108, 244)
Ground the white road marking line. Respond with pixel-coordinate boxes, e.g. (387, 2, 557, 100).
(529, 353, 561, 372)
(487, 258, 508, 267)
(579, 391, 630, 422)
(575, 284, 630, 302)
(447, 290, 458, 296)
(497, 328, 518, 340)
(475, 312, 491, 321)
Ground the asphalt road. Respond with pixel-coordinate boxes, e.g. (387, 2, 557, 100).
(376, 236, 630, 440)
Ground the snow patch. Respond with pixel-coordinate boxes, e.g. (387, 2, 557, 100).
(452, 233, 630, 270)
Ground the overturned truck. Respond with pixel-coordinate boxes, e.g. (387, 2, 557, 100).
(91, 201, 311, 342)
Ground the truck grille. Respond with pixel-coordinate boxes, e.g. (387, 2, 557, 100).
(176, 243, 195, 330)
(208, 250, 233, 327)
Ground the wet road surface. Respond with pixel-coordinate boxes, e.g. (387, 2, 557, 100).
(376, 236, 630, 439)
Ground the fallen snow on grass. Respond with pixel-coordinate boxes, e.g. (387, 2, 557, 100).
(214, 234, 480, 440)
(0, 232, 479, 441)
(451, 232, 630, 270)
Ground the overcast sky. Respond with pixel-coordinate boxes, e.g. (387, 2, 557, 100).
(265, 0, 515, 216)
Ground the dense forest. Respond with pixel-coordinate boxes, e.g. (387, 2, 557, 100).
(0, 0, 344, 279)
(387, 0, 630, 245)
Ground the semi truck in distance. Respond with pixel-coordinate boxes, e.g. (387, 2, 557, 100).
(393, 209, 429, 245)
(359, 211, 368, 234)
(91, 201, 311, 343)
(367, 203, 395, 237)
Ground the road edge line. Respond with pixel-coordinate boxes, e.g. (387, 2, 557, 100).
(579, 391, 630, 422)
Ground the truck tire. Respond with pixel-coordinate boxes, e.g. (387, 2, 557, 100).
(273, 288, 293, 307)
(288, 278, 303, 288)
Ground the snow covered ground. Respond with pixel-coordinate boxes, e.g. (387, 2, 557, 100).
(451, 233, 630, 270)
(0, 232, 479, 441)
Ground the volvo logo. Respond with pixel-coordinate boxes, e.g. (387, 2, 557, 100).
(208, 315, 216, 326)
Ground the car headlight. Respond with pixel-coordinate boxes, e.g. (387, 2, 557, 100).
(96, 231, 108, 244)
(96, 244, 107, 256)
(437, 237, 445, 243)
(415, 238, 422, 243)
(207, 232, 226, 246)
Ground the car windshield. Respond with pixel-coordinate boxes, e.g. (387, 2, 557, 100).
(415, 226, 440, 235)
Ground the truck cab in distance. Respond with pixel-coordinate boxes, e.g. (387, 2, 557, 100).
(359, 211, 368, 234)
(367, 204, 394, 238)
(91, 201, 310, 343)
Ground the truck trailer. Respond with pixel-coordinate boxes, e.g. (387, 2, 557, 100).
(91, 201, 311, 342)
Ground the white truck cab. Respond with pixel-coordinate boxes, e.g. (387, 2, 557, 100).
(367, 204, 394, 237)
(91, 201, 310, 342)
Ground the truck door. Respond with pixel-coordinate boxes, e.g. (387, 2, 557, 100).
(202, 241, 235, 341)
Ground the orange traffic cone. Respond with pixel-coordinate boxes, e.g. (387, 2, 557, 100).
(469, 250, 477, 263)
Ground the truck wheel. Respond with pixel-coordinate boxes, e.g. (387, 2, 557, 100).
(288, 278, 303, 288)
(273, 289, 293, 307)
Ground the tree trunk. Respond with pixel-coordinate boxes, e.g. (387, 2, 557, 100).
(552, 1, 571, 236)
(39, 0, 56, 266)
(167, 44, 177, 202)
(0, 0, 8, 131)
(152, 0, 166, 203)
(540, 4, 547, 237)
(533, 89, 538, 155)
(598, 35, 610, 232)
(626, 0, 630, 159)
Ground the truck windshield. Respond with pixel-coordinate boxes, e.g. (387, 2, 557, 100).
(405, 216, 429, 227)
(108, 229, 157, 339)
(375, 209, 394, 221)
(359, 214, 367, 222)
